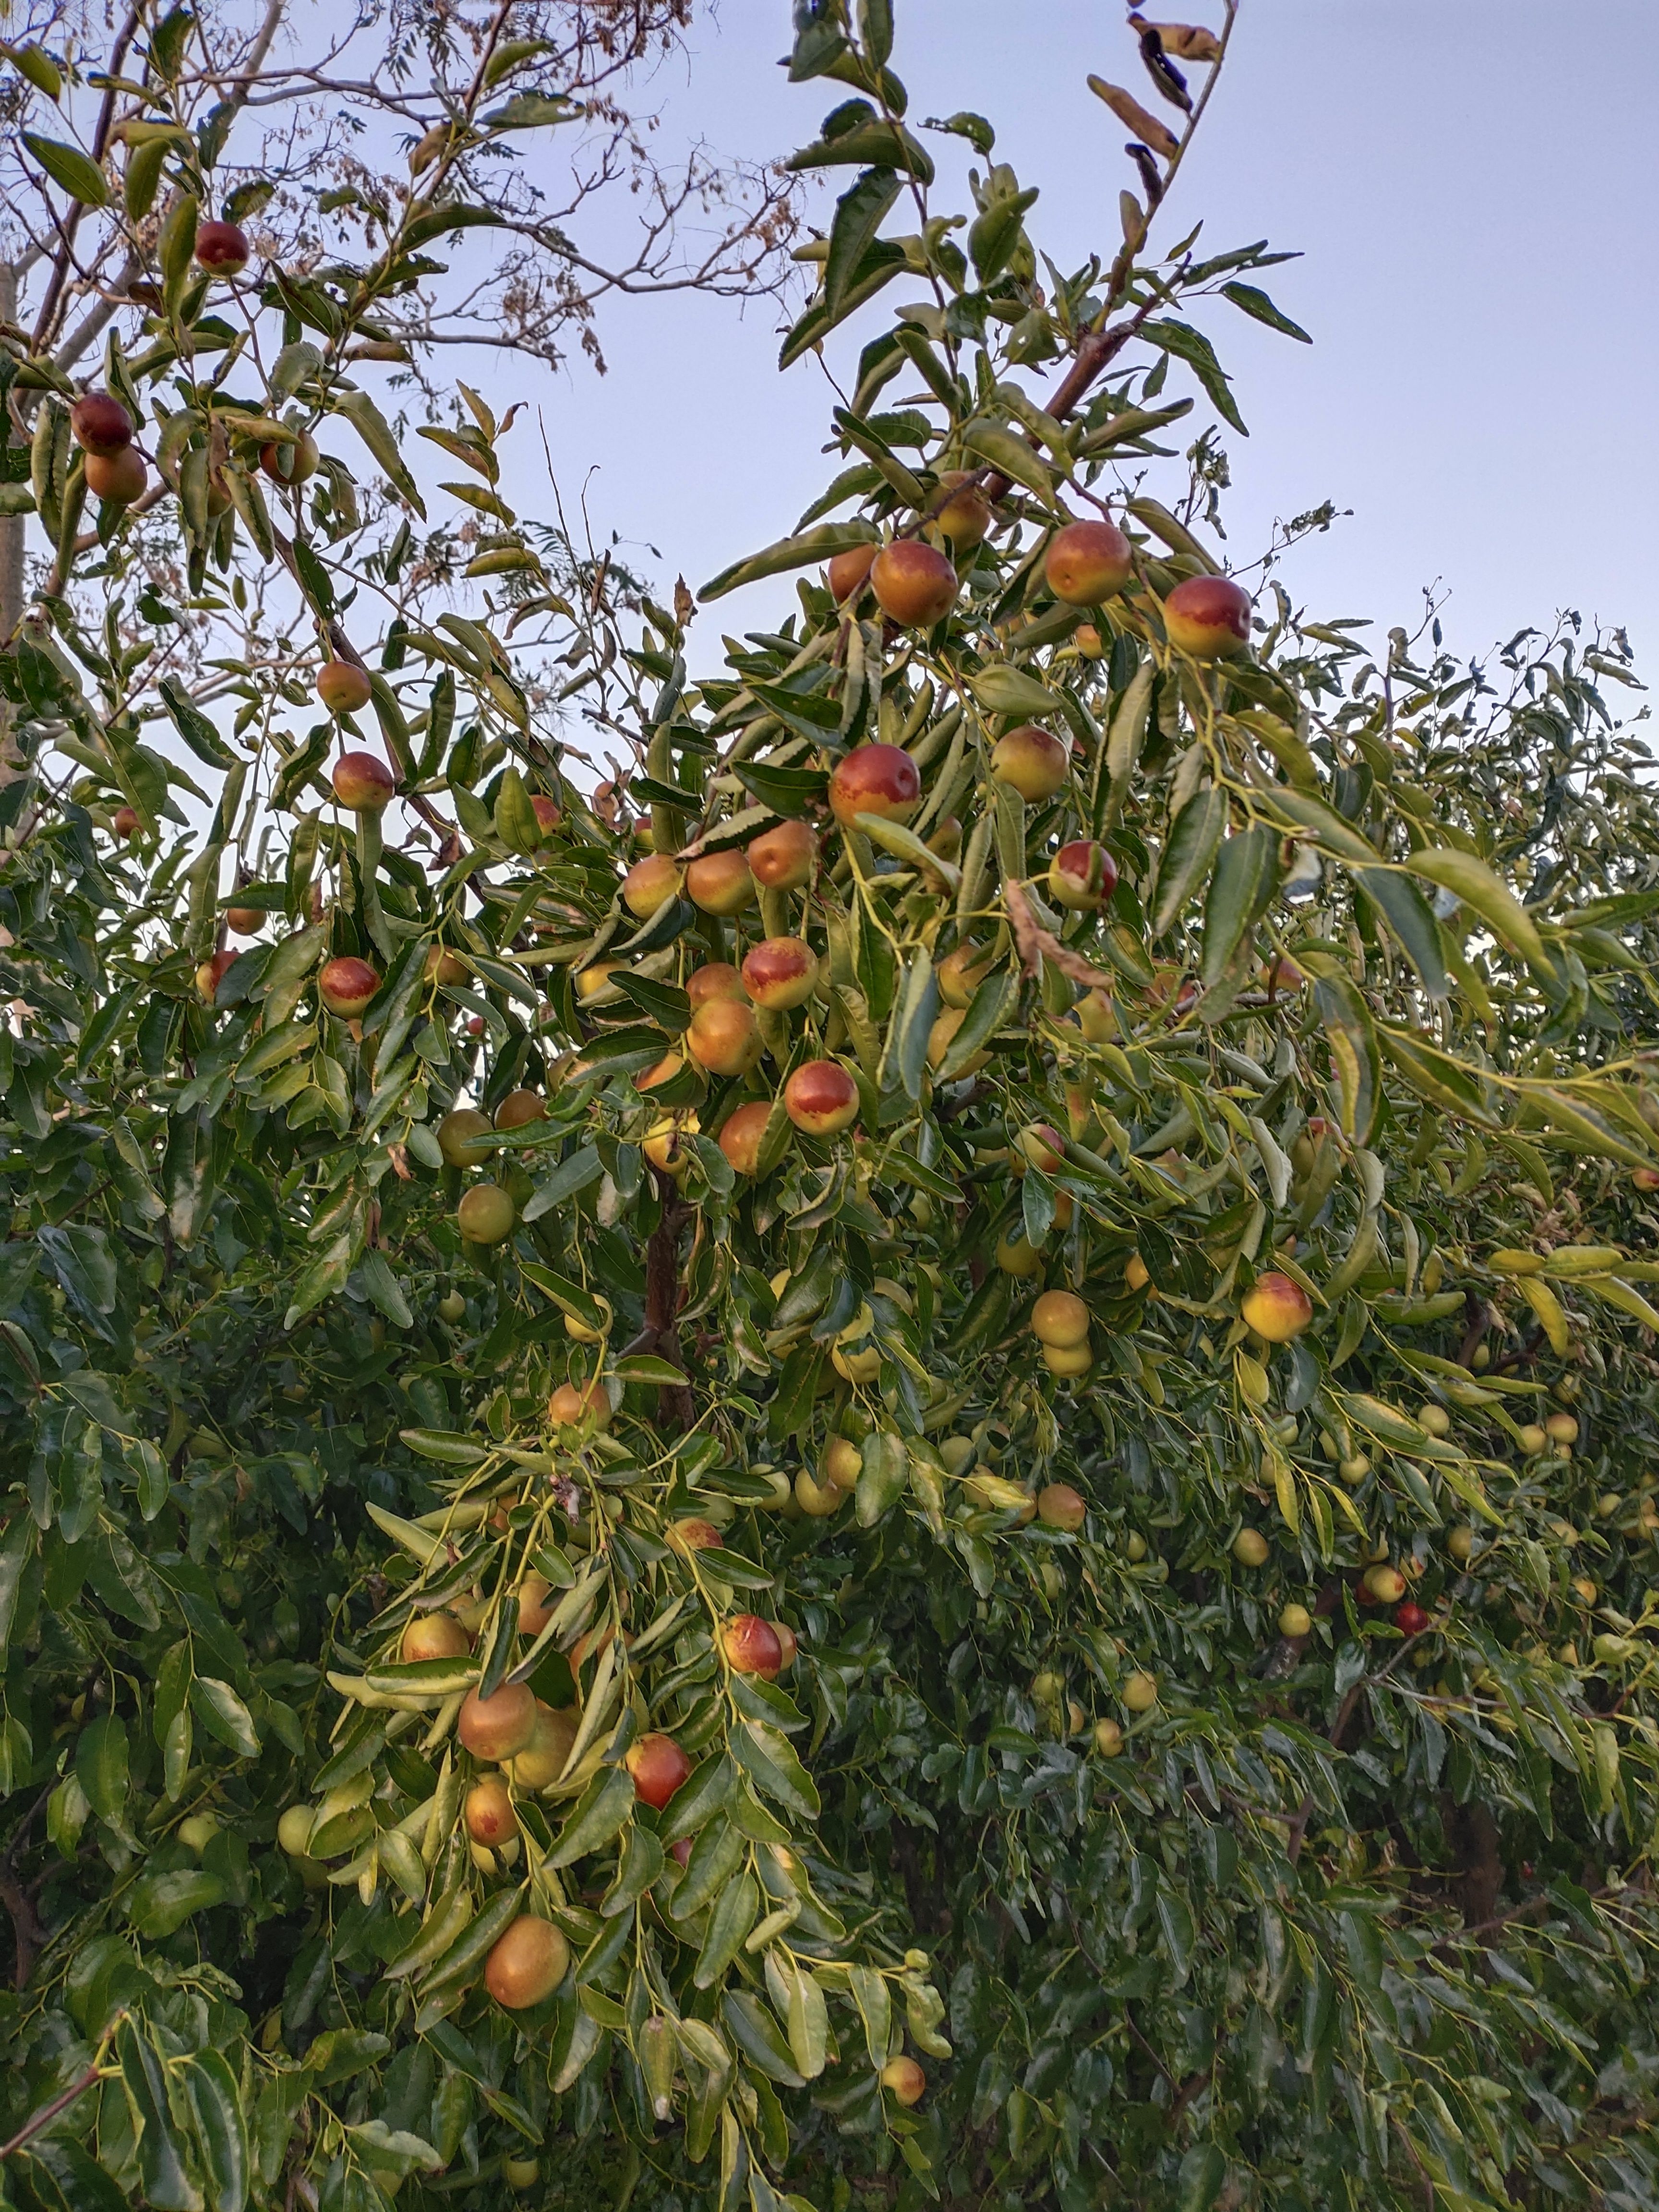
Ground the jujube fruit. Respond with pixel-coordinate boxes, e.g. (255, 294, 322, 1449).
(783, 1059, 859, 1136)
(485, 1915, 569, 2008)
(457, 1680, 537, 1761)
(86, 446, 146, 504)
(332, 752, 396, 810)
(870, 540, 957, 627)
(1240, 1271, 1312, 1342)
(194, 219, 251, 274)
(465, 1775, 517, 1847)
(71, 392, 134, 457)
(318, 956, 379, 1018)
(1046, 517, 1133, 604)
(457, 1182, 515, 1244)
(1164, 574, 1252, 660)
(990, 724, 1070, 801)
(401, 1611, 470, 1663)
(625, 1732, 692, 1810)
(829, 743, 920, 827)
(316, 661, 373, 716)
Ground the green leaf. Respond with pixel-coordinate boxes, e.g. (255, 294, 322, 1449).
(549, 1763, 635, 1866)
(0, 1514, 38, 1662)
(1352, 866, 1448, 998)
(960, 419, 1054, 501)
(75, 1713, 128, 1824)
(721, 1991, 803, 2087)
(700, 522, 877, 601)
(730, 1719, 820, 1819)
(1200, 824, 1278, 984)
(1310, 968, 1381, 1144)
(1142, 317, 1248, 434)
(1152, 786, 1228, 935)
(967, 662, 1063, 719)
(856, 1431, 909, 1527)
(191, 1676, 260, 1757)
(1406, 846, 1551, 969)
(333, 389, 427, 518)
(825, 168, 902, 317)
(1220, 281, 1312, 343)
(1177, 2144, 1226, 2212)
(23, 132, 111, 206)
(694, 1870, 758, 1987)
(118, 2021, 205, 2210)
(184, 2048, 248, 2212)
(847, 1963, 890, 2072)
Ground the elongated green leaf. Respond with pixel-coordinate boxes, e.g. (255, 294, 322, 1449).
(118, 2021, 204, 2212)
(549, 1762, 635, 1866)
(1311, 968, 1381, 1143)
(700, 522, 877, 601)
(694, 1870, 758, 1988)
(1353, 866, 1448, 997)
(1153, 786, 1228, 935)
(826, 168, 902, 315)
(24, 132, 110, 206)
(1201, 825, 1278, 985)
(1407, 846, 1549, 968)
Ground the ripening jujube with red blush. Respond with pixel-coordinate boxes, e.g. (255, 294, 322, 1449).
(194, 950, 236, 1004)
(826, 541, 877, 603)
(829, 743, 920, 826)
(685, 962, 746, 1009)
(332, 751, 396, 811)
(747, 817, 817, 890)
(400, 1611, 470, 1664)
(686, 997, 762, 1077)
(1240, 1271, 1313, 1342)
(464, 1774, 517, 1848)
(315, 661, 373, 717)
(457, 1679, 537, 1762)
(86, 447, 146, 505)
(1049, 839, 1118, 911)
(547, 1379, 610, 1431)
(1036, 1483, 1087, 1532)
(623, 853, 679, 917)
(783, 1059, 860, 1136)
(485, 1916, 569, 2009)
(625, 1732, 692, 1810)
(1045, 516, 1133, 603)
(684, 848, 755, 916)
(493, 1088, 545, 1131)
(193, 219, 251, 274)
(871, 539, 958, 627)
(934, 470, 993, 550)
(719, 1100, 773, 1176)
(260, 432, 318, 485)
(742, 936, 817, 1010)
(318, 956, 379, 1019)
(1164, 573, 1253, 659)
(721, 1612, 784, 1678)
(71, 392, 134, 457)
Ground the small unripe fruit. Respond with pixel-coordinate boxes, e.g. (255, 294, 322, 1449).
(722, 1613, 784, 1678)
(465, 1775, 517, 1848)
(870, 540, 958, 627)
(1233, 1527, 1270, 1567)
(783, 1059, 860, 1136)
(1122, 1671, 1158, 1713)
(990, 724, 1070, 801)
(742, 936, 817, 1011)
(1036, 1482, 1086, 1531)
(996, 1233, 1043, 1278)
(1045, 517, 1133, 604)
(1241, 1271, 1313, 1342)
(1124, 1533, 1148, 1562)
(509, 1703, 579, 1791)
(1447, 1525, 1475, 1562)
(934, 470, 992, 549)
(795, 1467, 847, 1515)
(826, 542, 878, 603)
(548, 1379, 610, 1431)
(401, 1611, 470, 1663)
(719, 1101, 773, 1177)
(1417, 1403, 1452, 1438)
(1048, 839, 1118, 911)
(505, 2162, 540, 2192)
(277, 1805, 314, 1856)
(485, 1915, 569, 2009)
(1278, 1603, 1312, 1638)
(457, 1680, 538, 1761)
(71, 392, 135, 457)
(1163, 574, 1252, 660)
(626, 1732, 693, 1810)
(194, 219, 251, 274)
(437, 1107, 492, 1167)
(114, 805, 142, 839)
(1544, 1411, 1579, 1445)
(457, 1182, 515, 1244)
(685, 848, 755, 916)
(437, 1291, 466, 1323)
(644, 1117, 697, 1179)
(747, 817, 817, 891)
(178, 1813, 218, 1854)
(829, 743, 921, 827)
(1517, 1423, 1548, 1455)
(86, 445, 147, 504)
(316, 661, 373, 716)
(1032, 1291, 1090, 1349)
(937, 944, 992, 1010)
(332, 751, 396, 811)
(1124, 1253, 1151, 1292)
(1338, 1454, 1370, 1484)
(881, 2056, 926, 2106)
(1092, 1717, 1123, 1756)
(318, 955, 379, 1018)
(823, 1436, 862, 1491)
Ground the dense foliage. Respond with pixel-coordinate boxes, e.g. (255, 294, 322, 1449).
(1, 6, 1658, 2212)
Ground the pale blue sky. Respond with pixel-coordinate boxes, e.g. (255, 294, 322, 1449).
(513, 0, 1659, 691)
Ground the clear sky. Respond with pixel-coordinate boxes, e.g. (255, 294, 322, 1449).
(512, 0, 1659, 691)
